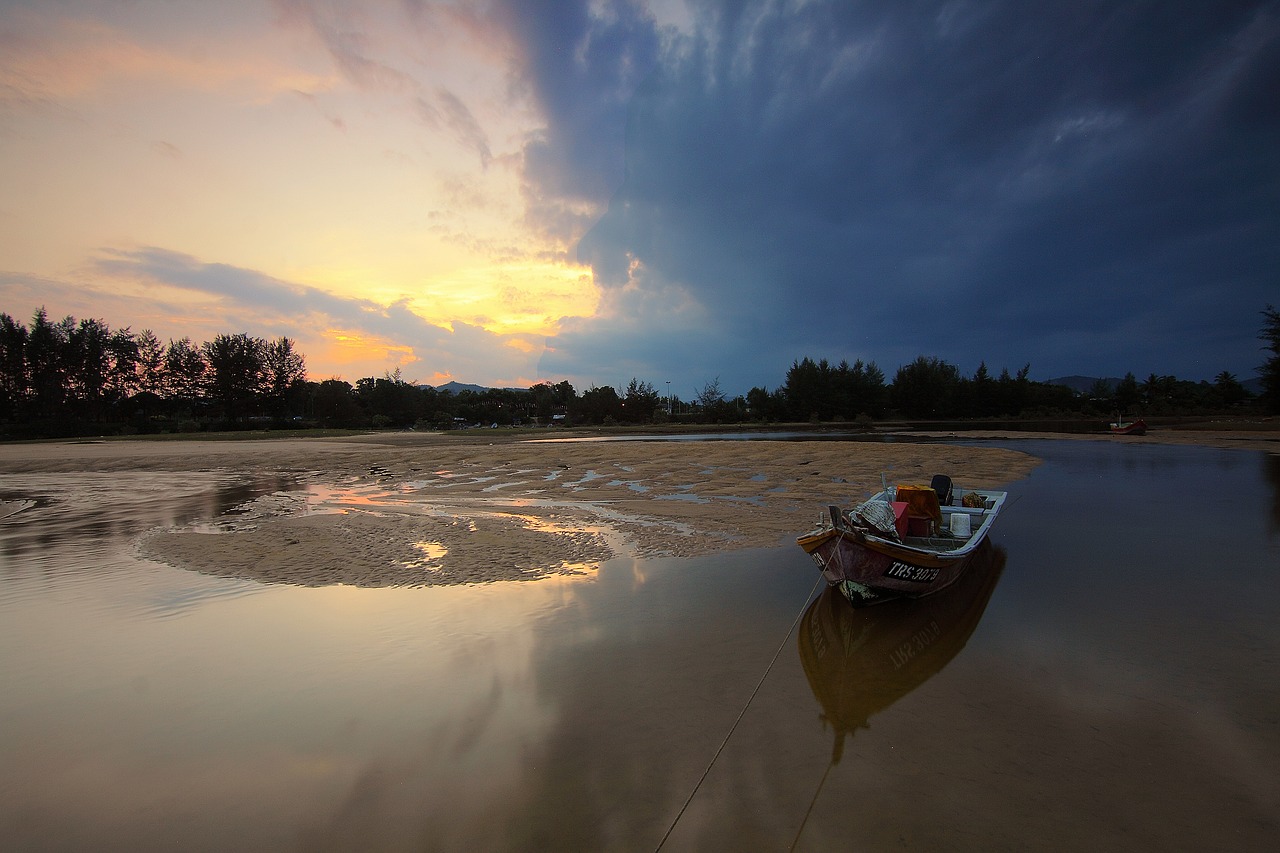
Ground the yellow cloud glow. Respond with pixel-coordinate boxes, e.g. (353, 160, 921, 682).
(408, 262, 599, 336)
(310, 330, 419, 377)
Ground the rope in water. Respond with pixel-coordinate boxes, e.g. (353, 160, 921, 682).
(789, 756, 835, 852)
(654, 574, 824, 852)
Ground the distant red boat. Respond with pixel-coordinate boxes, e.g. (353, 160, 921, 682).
(1109, 418, 1148, 435)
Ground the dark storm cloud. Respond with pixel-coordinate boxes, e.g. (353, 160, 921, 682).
(494, 0, 664, 231)
(525, 0, 1280, 391)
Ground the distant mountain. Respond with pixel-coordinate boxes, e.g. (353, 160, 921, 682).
(431, 381, 489, 394)
(1046, 375, 1123, 394)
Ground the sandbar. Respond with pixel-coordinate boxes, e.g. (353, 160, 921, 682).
(1, 426, 1266, 587)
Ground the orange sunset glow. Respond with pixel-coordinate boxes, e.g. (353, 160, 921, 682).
(1, 1, 605, 388)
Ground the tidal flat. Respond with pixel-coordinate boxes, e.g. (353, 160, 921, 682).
(1, 431, 1276, 850)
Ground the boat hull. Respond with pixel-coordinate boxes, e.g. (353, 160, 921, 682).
(798, 526, 984, 604)
(798, 485, 1007, 606)
(1109, 419, 1147, 435)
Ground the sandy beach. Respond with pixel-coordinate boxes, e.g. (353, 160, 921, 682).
(1, 427, 1272, 587)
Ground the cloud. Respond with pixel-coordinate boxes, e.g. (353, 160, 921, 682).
(270, 0, 415, 93)
(531, 0, 1280, 390)
(415, 88, 493, 167)
(85, 247, 548, 386)
(272, 0, 527, 190)
(539, 260, 714, 389)
(7, 1, 1275, 396)
(150, 140, 183, 159)
(494, 0, 668, 238)
(0, 10, 331, 110)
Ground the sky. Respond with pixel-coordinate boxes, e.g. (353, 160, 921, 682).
(1, 0, 1277, 397)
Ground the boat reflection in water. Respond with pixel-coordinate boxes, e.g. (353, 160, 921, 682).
(797, 539, 1007, 765)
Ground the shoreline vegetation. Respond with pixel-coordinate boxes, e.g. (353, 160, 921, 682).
(1, 422, 1274, 589)
(4, 305, 1278, 441)
(1, 412, 1276, 448)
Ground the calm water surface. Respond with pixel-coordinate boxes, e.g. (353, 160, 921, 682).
(1, 440, 1276, 851)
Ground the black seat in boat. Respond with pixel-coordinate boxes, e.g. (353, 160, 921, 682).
(931, 474, 953, 506)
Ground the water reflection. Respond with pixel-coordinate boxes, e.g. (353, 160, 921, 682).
(798, 540, 1006, 763)
(0, 472, 297, 573)
(1264, 452, 1280, 534)
(788, 542, 1006, 846)
(2, 440, 1276, 850)
(0, 472, 299, 621)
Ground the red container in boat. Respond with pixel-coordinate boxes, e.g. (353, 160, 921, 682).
(890, 501, 909, 539)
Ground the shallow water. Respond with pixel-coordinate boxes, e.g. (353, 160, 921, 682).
(1, 440, 1277, 851)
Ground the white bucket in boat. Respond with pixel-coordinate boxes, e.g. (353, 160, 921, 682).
(951, 513, 971, 538)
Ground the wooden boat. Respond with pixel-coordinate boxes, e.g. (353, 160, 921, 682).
(1109, 418, 1147, 435)
(796, 475, 1007, 606)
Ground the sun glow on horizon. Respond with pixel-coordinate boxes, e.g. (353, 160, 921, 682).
(287, 255, 599, 384)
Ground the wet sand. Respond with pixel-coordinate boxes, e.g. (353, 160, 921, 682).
(0, 426, 1270, 587)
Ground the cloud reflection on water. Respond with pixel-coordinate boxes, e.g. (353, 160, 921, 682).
(1, 441, 1277, 849)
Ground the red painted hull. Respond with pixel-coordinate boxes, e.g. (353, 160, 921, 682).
(1109, 419, 1147, 435)
(798, 525, 993, 606)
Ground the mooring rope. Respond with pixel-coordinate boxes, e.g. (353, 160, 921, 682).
(789, 756, 835, 852)
(654, 574, 824, 852)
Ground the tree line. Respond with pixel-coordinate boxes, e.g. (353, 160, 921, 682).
(2, 305, 1277, 439)
(0, 308, 307, 436)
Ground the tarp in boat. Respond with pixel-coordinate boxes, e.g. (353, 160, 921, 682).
(895, 484, 942, 525)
